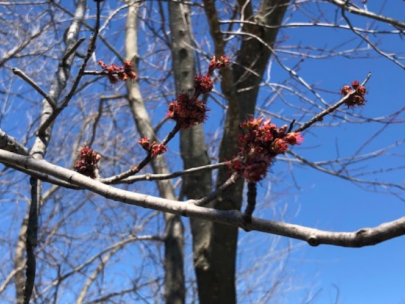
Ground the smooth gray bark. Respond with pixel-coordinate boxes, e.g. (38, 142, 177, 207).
(125, 2, 185, 303)
(167, 3, 215, 303)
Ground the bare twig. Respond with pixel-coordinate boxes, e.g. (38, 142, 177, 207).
(62, 37, 85, 64)
(104, 162, 227, 184)
(242, 182, 257, 229)
(326, 0, 405, 30)
(192, 173, 240, 206)
(12, 68, 56, 109)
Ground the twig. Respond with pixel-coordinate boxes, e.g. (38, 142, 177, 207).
(294, 73, 371, 133)
(193, 173, 240, 206)
(242, 182, 257, 230)
(326, 0, 405, 30)
(12, 68, 56, 109)
(101, 122, 182, 184)
(62, 37, 85, 64)
(38, 1, 103, 135)
(104, 162, 227, 184)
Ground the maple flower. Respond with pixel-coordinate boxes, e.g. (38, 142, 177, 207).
(243, 160, 269, 183)
(123, 60, 137, 80)
(194, 75, 214, 94)
(151, 144, 167, 157)
(357, 85, 366, 95)
(74, 146, 101, 179)
(284, 132, 303, 145)
(208, 55, 230, 73)
(351, 80, 360, 89)
(98, 60, 137, 84)
(138, 138, 150, 150)
(240, 118, 264, 131)
(228, 117, 305, 182)
(166, 93, 209, 129)
(341, 80, 367, 108)
(341, 85, 353, 96)
(271, 138, 288, 154)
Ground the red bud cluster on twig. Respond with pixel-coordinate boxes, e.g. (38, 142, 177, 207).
(98, 60, 137, 84)
(138, 138, 167, 157)
(227, 118, 303, 183)
(166, 56, 230, 130)
(341, 80, 367, 107)
(74, 146, 101, 179)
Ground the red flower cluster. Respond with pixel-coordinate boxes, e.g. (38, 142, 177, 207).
(167, 94, 209, 129)
(74, 146, 101, 179)
(227, 118, 303, 182)
(208, 55, 230, 74)
(167, 55, 230, 129)
(138, 138, 167, 157)
(98, 60, 137, 84)
(341, 80, 367, 107)
(194, 75, 213, 94)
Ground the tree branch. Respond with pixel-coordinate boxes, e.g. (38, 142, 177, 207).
(2, 150, 405, 248)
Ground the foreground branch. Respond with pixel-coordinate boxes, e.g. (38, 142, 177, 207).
(1, 150, 405, 248)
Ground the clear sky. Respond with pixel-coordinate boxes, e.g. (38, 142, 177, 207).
(2, 1, 405, 303)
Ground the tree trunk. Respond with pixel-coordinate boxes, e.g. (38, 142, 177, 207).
(167, 2, 216, 303)
(195, 1, 291, 303)
(125, 2, 185, 303)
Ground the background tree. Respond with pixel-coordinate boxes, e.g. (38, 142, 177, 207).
(1, 1, 405, 303)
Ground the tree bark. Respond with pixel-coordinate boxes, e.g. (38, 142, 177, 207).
(125, 2, 185, 303)
(199, 0, 291, 303)
(167, 3, 215, 303)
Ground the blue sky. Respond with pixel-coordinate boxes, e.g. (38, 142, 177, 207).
(2, 0, 405, 303)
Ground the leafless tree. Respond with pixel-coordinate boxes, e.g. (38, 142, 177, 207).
(1, 0, 405, 303)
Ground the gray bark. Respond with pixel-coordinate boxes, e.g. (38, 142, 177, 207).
(167, 3, 215, 303)
(199, 0, 291, 303)
(125, 2, 185, 303)
(3, 149, 405, 249)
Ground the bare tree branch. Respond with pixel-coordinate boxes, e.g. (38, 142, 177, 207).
(1, 150, 405, 248)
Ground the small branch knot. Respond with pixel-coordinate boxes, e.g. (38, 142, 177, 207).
(307, 235, 319, 247)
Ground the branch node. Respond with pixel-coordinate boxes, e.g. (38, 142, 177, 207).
(307, 235, 319, 247)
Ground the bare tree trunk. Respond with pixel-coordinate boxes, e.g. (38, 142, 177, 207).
(125, 2, 185, 303)
(167, 3, 215, 303)
(192, 1, 291, 303)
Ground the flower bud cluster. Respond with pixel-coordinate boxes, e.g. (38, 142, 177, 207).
(98, 60, 137, 84)
(74, 146, 101, 179)
(208, 55, 230, 74)
(138, 138, 167, 157)
(167, 94, 209, 129)
(341, 80, 367, 107)
(167, 56, 230, 129)
(227, 118, 303, 182)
